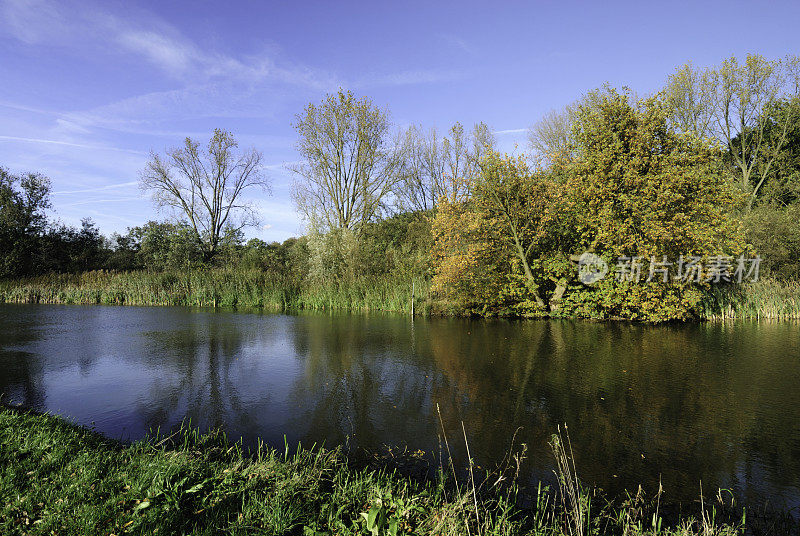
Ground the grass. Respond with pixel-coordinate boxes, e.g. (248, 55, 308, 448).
(0, 269, 431, 314)
(0, 406, 756, 536)
(2, 269, 800, 321)
(700, 278, 800, 320)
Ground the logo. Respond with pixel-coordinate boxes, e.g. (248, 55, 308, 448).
(577, 252, 608, 285)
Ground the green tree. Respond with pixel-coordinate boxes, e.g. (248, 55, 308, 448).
(291, 89, 402, 232)
(0, 168, 51, 278)
(665, 54, 800, 208)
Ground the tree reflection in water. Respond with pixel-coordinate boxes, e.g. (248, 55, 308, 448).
(0, 305, 797, 510)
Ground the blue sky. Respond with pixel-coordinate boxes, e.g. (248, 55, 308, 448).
(1, 0, 799, 242)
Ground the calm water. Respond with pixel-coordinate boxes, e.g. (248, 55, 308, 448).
(1, 304, 799, 509)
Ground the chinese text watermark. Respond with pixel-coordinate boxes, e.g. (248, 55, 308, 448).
(577, 254, 761, 285)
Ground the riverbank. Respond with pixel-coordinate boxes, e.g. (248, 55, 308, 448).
(0, 407, 753, 535)
(2, 269, 800, 321)
(0, 269, 430, 313)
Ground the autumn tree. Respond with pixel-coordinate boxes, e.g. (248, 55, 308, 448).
(434, 90, 745, 321)
(561, 90, 745, 321)
(568, 90, 742, 259)
(291, 89, 401, 232)
(140, 129, 269, 261)
(432, 154, 573, 314)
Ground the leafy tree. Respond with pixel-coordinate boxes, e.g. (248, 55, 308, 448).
(140, 129, 269, 261)
(743, 96, 800, 205)
(743, 204, 800, 280)
(0, 168, 51, 278)
(665, 54, 800, 208)
(291, 89, 401, 232)
(37, 219, 107, 273)
(564, 91, 746, 320)
(568, 90, 742, 259)
(433, 90, 746, 321)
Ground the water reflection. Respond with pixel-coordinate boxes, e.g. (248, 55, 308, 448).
(0, 304, 797, 509)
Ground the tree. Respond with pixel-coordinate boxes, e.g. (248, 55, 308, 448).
(291, 89, 401, 232)
(396, 124, 444, 212)
(715, 54, 788, 208)
(663, 61, 716, 139)
(665, 54, 800, 208)
(568, 90, 742, 261)
(431, 154, 572, 315)
(527, 88, 606, 167)
(396, 121, 496, 212)
(140, 129, 269, 261)
(0, 168, 51, 278)
(432, 90, 746, 321)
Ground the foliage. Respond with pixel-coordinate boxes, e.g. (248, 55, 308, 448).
(0, 407, 748, 536)
(432, 90, 747, 321)
(742, 203, 800, 280)
(664, 54, 800, 208)
(0, 168, 51, 278)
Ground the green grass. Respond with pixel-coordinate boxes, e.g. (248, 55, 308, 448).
(0, 407, 752, 535)
(2, 269, 800, 321)
(0, 269, 431, 314)
(700, 278, 800, 320)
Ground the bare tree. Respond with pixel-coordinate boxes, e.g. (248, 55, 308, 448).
(396, 121, 495, 211)
(396, 124, 441, 212)
(527, 105, 578, 167)
(527, 88, 606, 167)
(140, 128, 269, 260)
(290, 89, 402, 232)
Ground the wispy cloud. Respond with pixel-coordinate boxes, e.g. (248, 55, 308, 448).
(0, 0, 73, 45)
(439, 33, 474, 55)
(52, 181, 139, 195)
(357, 69, 467, 88)
(0, 135, 146, 154)
(116, 30, 197, 74)
(58, 196, 143, 208)
(494, 128, 528, 135)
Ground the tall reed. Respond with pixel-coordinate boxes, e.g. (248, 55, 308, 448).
(0, 268, 431, 314)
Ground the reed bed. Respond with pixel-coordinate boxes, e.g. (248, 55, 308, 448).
(3, 269, 800, 321)
(0, 269, 431, 314)
(700, 279, 800, 320)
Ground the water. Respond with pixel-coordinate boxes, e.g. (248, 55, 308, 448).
(1, 303, 798, 509)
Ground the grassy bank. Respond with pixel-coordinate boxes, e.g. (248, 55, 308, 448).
(0, 407, 753, 535)
(0, 269, 430, 313)
(2, 269, 800, 321)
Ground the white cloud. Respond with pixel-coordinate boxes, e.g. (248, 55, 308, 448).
(494, 128, 527, 135)
(0, 135, 146, 154)
(358, 69, 467, 88)
(116, 30, 197, 74)
(0, 0, 72, 44)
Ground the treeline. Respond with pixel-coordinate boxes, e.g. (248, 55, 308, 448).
(1, 53, 799, 320)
